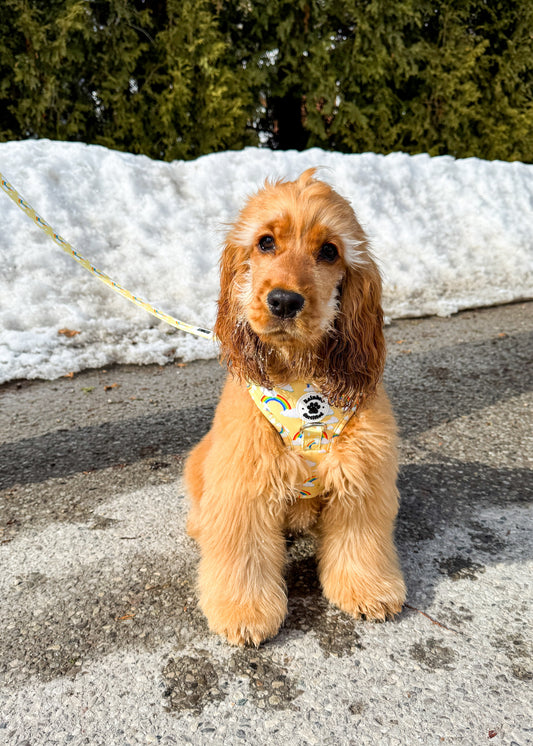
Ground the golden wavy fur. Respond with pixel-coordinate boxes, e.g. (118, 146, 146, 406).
(185, 169, 405, 645)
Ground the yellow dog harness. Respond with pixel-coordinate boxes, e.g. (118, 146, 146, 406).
(247, 381, 358, 498)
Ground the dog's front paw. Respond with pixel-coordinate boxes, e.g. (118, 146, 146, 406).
(321, 572, 406, 621)
(201, 594, 287, 646)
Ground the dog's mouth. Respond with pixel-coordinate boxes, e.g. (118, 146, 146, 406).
(261, 324, 298, 342)
(258, 317, 326, 349)
(267, 332, 300, 347)
(244, 315, 298, 345)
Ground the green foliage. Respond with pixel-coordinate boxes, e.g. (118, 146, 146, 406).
(219, 0, 533, 160)
(0, 0, 252, 159)
(0, 0, 531, 161)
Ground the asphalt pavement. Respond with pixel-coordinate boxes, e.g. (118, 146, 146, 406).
(0, 302, 531, 746)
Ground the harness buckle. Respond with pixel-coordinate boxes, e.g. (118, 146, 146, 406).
(300, 424, 327, 451)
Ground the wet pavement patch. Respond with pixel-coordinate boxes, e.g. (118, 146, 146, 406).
(228, 649, 303, 710)
(409, 637, 456, 671)
(467, 522, 506, 554)
(163, 652, 225, 714)
(349, 700, 366, 716)
(437, 555, 485, 581)
(162, 646, 304, 715)
(437, 603, 474, 629)
(491, 632, 533, 681)
(0, 554, 204, 684)
(285, 554, 364, 657)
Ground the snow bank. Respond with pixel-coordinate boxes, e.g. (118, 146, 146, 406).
(0, 139, 531, 382)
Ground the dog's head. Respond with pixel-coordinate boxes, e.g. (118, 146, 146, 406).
(214, 169, 385, 406)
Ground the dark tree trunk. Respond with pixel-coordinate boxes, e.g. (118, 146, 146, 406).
(271, 91, 308, 150)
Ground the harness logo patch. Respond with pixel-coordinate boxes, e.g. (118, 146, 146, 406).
(296, 392, 329, 423)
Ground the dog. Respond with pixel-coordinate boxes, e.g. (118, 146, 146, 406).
(185, 169, 405, 645)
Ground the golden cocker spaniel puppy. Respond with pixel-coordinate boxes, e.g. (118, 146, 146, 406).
(185, 169, 405, 645)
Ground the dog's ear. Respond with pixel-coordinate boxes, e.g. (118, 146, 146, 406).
(321, 255, 385, 406)
(214, 240, 239, 349)
(214, 240, 271, 386)
(214, 240, 244, 371)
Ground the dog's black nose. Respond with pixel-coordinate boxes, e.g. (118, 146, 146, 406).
(267, 288, 305, 319)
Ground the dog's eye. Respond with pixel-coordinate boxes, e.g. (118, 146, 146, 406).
(318, 243, 338, 262)
(258, 235, 276, 253)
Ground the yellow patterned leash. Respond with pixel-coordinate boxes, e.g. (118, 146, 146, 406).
(0, 171, 216, 342)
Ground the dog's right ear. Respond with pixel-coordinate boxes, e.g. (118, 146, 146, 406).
(214, 240, 240, 353)
(214, 241, 269, 386)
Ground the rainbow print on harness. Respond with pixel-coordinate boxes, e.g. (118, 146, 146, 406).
(247, 381, 358, 498)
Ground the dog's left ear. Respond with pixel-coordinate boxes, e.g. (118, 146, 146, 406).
(321, 255, 386, 407)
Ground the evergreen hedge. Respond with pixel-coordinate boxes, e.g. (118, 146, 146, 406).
(1, 0, 532, 161)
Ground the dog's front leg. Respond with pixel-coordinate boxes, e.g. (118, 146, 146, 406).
(317, 492, 406, 621)
(317, 407, 406, 621)
(196, 476, 287, 646)
(317, 489, 405, 621)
